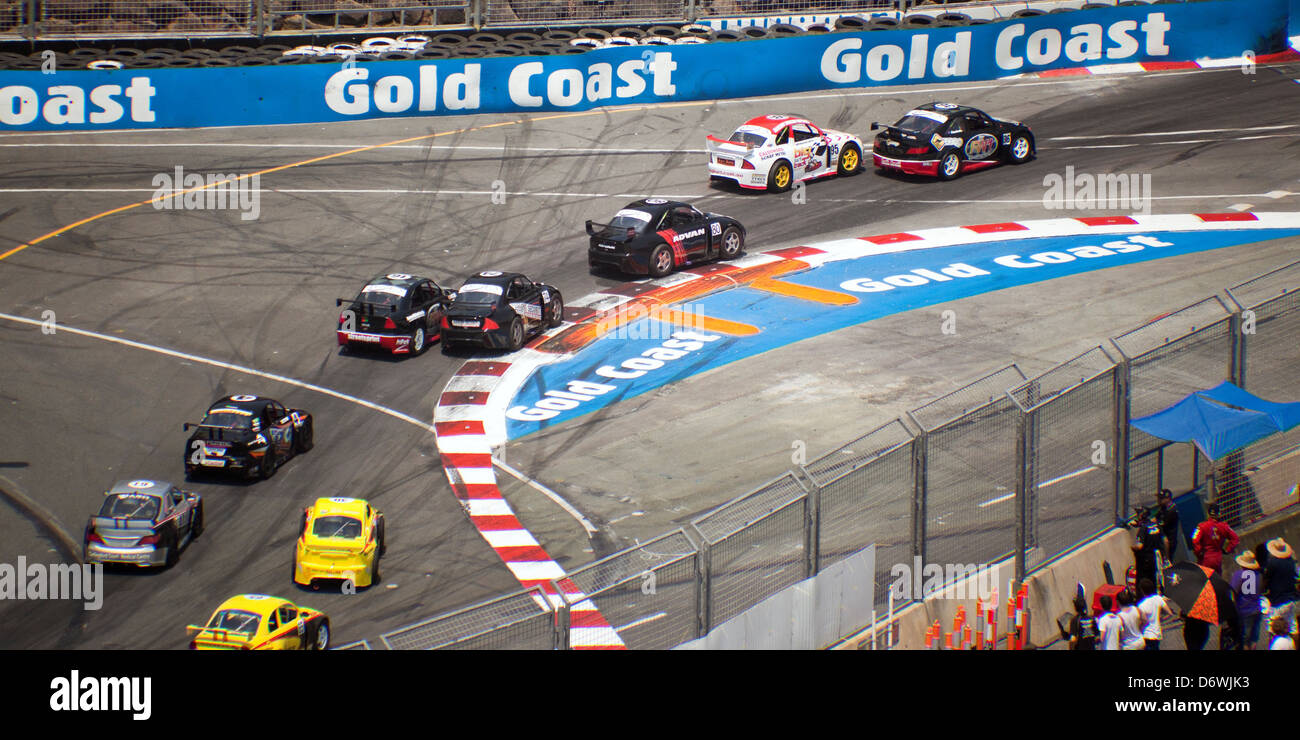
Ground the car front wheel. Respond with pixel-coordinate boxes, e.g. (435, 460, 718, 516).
(720, 227, 743, 260)
(1009, 134, 1033, 164)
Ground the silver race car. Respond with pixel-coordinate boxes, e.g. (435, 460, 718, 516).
(83, 479, 204, 568)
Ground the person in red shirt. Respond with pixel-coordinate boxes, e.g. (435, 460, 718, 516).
(1193, 503, 1239, 575)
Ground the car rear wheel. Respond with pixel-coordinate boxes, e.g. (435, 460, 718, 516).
(720, 227, 743, 260)
(648, 244, 674, 278)
(837, 143, 862, 176)
(1009, 134, 1033, 164)
(258, 449, 276, 480)
(507, 318, 525, 351)
(410, 327, 427, 355)
(191, 502, 204, 539)
(767, 160, 793, 193)
(547, 294, 564, 328)
(377, 515, 387, 556)
(164, 531, 179, 567)
(938, 150, 962, 180)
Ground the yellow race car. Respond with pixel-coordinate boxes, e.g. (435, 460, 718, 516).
(188, 594, 330, 650)
(293, 497, 385, 590)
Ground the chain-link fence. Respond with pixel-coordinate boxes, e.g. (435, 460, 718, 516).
(373, 257, 1300, 648)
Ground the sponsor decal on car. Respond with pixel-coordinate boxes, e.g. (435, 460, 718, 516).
(511, 302, 542, 320)
(965, 133, 998, 159)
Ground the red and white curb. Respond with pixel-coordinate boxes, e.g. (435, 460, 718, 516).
(435, 210, 1300, 648)
(1020, 49, 1300, 78)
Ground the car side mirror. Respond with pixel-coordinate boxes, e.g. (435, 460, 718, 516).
(584, 220, 595, 236)
(184, 423, 193, 431)
(870, 122, 879, 131)
(335, 298, 343, 306)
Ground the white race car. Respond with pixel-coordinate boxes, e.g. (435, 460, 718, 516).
(706, 114, 865, 192)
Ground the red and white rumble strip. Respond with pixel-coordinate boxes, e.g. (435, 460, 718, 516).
(434, 210, 1300, 648)
(1022, 49, 1300, 77)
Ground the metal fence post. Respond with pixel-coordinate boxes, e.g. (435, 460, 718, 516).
(1113, 357, 1132, 525)
(1228, 309, 1247, 390)
(1013, 401, 1031, 584)
(254, 0, 265, 39)
(805, 482, 820, 579)
(554, 594, 571, 650)
(26, 0, 37, 40)
(909, 421, 928, 566)
(686, 0, 697, 24)
(695, 531, 712, 636)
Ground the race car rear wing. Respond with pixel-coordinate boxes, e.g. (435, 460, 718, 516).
(183, 423, 255, 442)
(335, 297, 397, 315)
(706, 135, 755, 156)
(585, 220, 636, 242)
(186, 625, 253, 648)
(90, 516, 155, 531)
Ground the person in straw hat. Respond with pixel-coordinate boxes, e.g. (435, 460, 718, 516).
(1262, 537, 1296, 636)
(1230, 548, 1264, 649)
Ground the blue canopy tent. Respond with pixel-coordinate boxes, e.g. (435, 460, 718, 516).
(1131, 382, 1300, 461)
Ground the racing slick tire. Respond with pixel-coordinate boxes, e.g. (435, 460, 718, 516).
(937, 150, 962, 181)
(648, 244, 675, 278)
(311, 618, 330, 650)
(294, 419, 314, 454)
(837, 143, 863, 176)
(507, 318, 526, 351)
(767, 160, 794, 193)
(1008, 134, 1034, 164)
(410, 326, 428, 356)
(547, 294, 565, 328)
(164, 529, 179, 568)
(720, 226, 744, 260)
(191, 502, 204, 539)
(370, 555, 380, 586)
(258, 448, 277, 480)
(377, 515, 387, 556)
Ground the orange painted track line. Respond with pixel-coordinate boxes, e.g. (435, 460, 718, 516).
(750, 278, 859, 305)
(649, 308, 759, 336)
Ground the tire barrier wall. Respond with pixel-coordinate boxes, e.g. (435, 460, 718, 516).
(0, 0, 1288, 131)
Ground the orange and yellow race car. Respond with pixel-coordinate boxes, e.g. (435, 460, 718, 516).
(188, 594, 330, 650)
(293, 497, 385, 590)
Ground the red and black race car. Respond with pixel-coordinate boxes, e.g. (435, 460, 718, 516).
(871, 102, 1035, 180)
(336, 273, 453, 356)
(586, 198, 746, 278)
(440, 271, 564, 352)
(184, 395, 313, 481)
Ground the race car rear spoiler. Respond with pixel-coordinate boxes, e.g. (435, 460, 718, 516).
(584, 220, 636, 242)
(186, 625, 252, 647)
(335, 297, 396, 315)
(705, 135, 754, 156)
(90, 516, 155, 531)
(183, 423, 255, 442)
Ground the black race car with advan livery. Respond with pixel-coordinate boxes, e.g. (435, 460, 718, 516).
(441, 271, 564, 352)
(871, 102, 1035, 180)
(587, 199, 746, 278)
(336, 272, 454, 356)
(184, 395, 314, 481)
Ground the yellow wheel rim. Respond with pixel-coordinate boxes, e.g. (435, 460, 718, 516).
(843, 149, 858, 171)
(775, 166, 790, 188)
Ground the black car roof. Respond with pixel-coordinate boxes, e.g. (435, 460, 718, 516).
(917, 102, 983, 117)
(365, 272, 425, 289)
(206, 395, 274, 414)
(464, 270, 522, 287)
(622, 198, 690, 216)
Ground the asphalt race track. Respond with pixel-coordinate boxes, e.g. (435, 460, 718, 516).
(1, 59, 1299, 648)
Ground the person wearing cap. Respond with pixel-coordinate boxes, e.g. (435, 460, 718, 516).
(1230, 549, 1264, 650)
(1192, 502, 1239, 576)
(1263, 537, 1296, 635)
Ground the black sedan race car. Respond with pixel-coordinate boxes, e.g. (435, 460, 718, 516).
(872, 102, 1034, 180)
(336, 272, 453, 356)
(587, 199, 746, 278)
(441, 271, 563, 352)
(184, 395, 314, 481)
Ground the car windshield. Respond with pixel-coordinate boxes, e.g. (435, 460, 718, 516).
(894, 111, 948, 133)
(206, 609, 261, 636)
(312, 515, 362, 539)
(728, 131, 767, 148)
(97, 494, 159, 520)
(200, 409, 254, 430)
(608, 209, 653, 233)
(455, 283, 503, 305)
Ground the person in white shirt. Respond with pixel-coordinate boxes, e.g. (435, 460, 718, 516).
(1097, 594, 1122, 650)
(1117, 588, 1146, 650)
(1137, 578, 1173, 650)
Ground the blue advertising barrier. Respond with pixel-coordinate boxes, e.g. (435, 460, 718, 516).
(0, 0, 1290, 132)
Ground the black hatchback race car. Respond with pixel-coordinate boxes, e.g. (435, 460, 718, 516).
(441, 271, 564, 352)
(184, 395, 314, 481)
(587, 199, 746, 278)
(336, 272, 453, 356)
(871, 102, 1035, 180)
